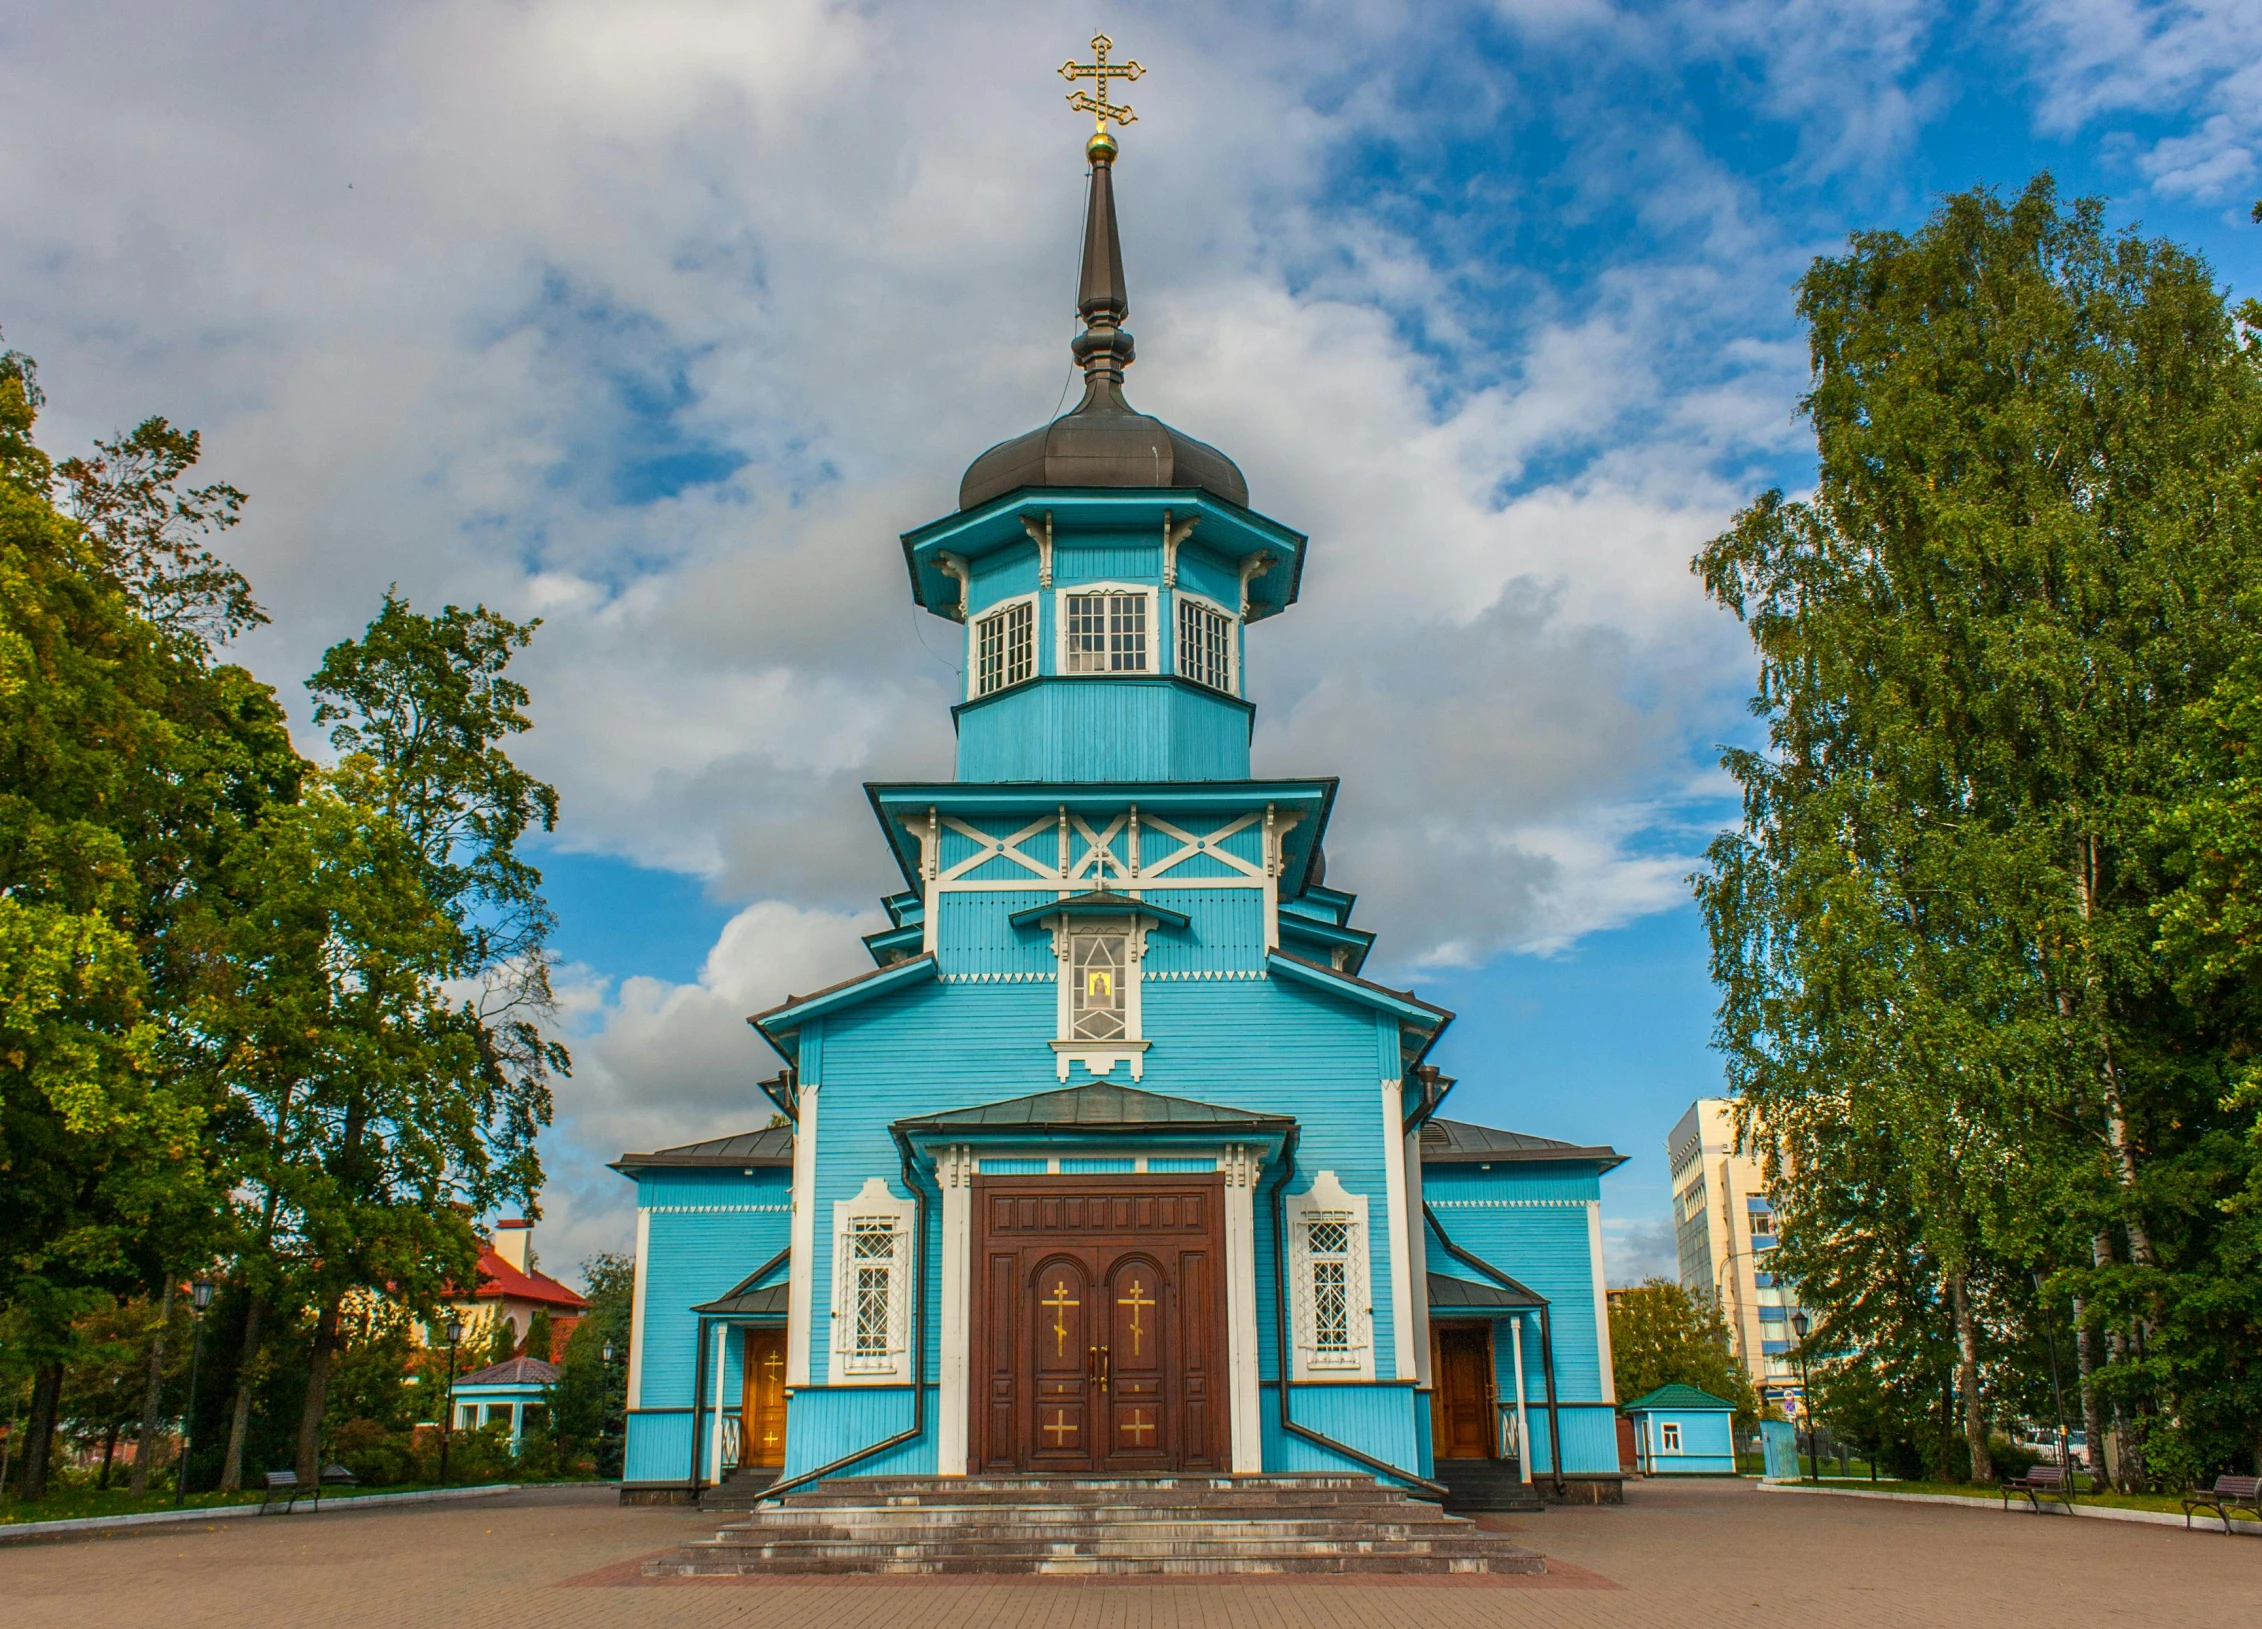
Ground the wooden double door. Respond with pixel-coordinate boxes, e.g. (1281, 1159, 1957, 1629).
(974, 1175, 1228, 1474)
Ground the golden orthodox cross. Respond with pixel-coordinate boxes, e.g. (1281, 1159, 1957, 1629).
(1121, 1408, 1154, 1443)
(1117, 1277, 1155, 1355)
(1061, 33, 1143, 136)
(1043, 1277, 1080, 1356)
(1044, 1409, 1076, 1444)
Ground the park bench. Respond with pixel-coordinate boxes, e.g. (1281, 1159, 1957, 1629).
(2181, 1474, 2262, 1535)
(1998, 1463, 2076, 1514)
(259, 1464, 356, 1514)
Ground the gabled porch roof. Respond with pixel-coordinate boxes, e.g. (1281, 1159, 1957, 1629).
(893, 1081, 1293, 1136)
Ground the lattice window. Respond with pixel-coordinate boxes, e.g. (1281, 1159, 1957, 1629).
(975, 600, 1034, 696)
(1176, 597, 1233, 693)
(1070, 932, 1127, 1041)
(1286, 1175, 1372, 1378)
(1064, 591, 1149, 672)
(834, 1214, 909, 1375)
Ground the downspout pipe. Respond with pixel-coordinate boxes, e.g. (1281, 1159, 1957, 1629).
(687, 1314, 709, 1489)
(1269, 1126, 1449, 1501)
(755, 1131, 932, 1504)
(1424, 1201, 1567, 1497)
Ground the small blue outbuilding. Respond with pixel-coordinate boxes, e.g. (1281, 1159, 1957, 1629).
(1621, 1383, 1738, 1475)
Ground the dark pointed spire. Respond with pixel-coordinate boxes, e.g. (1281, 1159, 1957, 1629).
(1071, 133, 1134, 392)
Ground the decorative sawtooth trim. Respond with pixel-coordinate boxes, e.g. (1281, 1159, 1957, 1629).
(1425, 1198, 1591, 1209)
(936, 971, 1053, 984)
(1147, 969, 1267, 980)
(644, 1204, 792, 1215)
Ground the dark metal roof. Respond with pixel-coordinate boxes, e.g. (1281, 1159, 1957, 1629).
(1420, 1116, 1627, 1172)
(694, 1280, 790, 1317)
(896, 1082, 1293, 1135)
(1622, 1382, 1737, 1413)
(453, 1355, 560, 1388)
(1006, 890, 1192, 932)
(958, 144, 1246, 511)
(1427, 1272, 1546, 1311)
(611, 1125, 793, 1171)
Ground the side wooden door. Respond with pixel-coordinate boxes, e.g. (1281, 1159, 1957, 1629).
(1434, 1325, 1496, 1459)
(742, 1327, 788, 1469)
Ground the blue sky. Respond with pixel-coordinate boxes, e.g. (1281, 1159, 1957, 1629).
(5, 0, 2259, 1280)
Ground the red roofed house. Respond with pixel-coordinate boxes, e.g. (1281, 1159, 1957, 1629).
(421, 1218, 590, 1361)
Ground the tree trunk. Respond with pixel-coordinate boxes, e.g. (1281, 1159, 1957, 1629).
(2071, 1293, 2106, 1479)
(17, 1361, 64, 1501)
(129, 1278, 173, 1497)
(98, 1419, 120, 1489)
(294, 1293, 345, 1484)
(218, 1293, 265, 1492)
(1950, 1272, 1993, 1482)
(2076, 836, 2156, 1269)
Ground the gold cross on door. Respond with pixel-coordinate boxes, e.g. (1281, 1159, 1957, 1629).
(1118, 1277, 1155, 1356)
(1042, 1277, 1080, 1356)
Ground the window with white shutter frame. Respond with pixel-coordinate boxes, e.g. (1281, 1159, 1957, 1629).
(1175, 595, 1234, 694)
(1285, 1172, 1374, 1380)
(972, 596, 1035, 697)
(829, 1178, 916, 1383)
(1060, 587, 1153, 673)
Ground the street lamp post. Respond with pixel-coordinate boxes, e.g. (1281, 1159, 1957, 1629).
(1790, 1308, 1819, 1485)
(175, 1279, 214, 1507)
(439, 1318, 463, 1484)
(2032, 1270, 2073, 1480)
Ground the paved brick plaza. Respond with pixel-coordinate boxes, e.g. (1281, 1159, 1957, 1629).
(1, 1480, 2245, 1627)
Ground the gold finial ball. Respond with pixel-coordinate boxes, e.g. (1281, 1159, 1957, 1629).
(1086, 128, 1118, 164)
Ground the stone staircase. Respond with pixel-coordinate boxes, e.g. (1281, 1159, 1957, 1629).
(1433, 1458, 1547, 1513)
(648, 1474, 1548, 1576)
(700, 1465, 780, 1511)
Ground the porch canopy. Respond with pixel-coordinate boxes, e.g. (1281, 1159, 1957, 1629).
(892, 1081, 1295, 1169)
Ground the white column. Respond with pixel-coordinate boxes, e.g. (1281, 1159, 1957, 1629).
(1511, 1315, 1531, 1479)
(1402, 1123, 1431, 1387)
(937, 1146, 974, 1475)
(706, 1321, 728, 1483)
(1378, 1079, 1416, 1381)
(1589, 1199, 1616, 1403)
(627, 1206, 651, 1409)
(786, 1083, 821, 1388)
(1223, 1145, 1263, 1472)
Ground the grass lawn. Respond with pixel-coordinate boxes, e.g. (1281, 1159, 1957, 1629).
(0, 1480, 504, 1525)
(1798, 1476, 2203, 1518)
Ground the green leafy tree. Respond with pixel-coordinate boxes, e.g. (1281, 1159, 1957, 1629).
(1608, 1280, 1760, 1428)
(522, 1307, 553, 1365)
(1695, 177, 2262, 1487)
(486, 1310, 520, 1369)
(551, 1253, 632, 1478)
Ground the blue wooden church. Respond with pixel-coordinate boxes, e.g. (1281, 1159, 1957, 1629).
(613, 114, 1628, 1511)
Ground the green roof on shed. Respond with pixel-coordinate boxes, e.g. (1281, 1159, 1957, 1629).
(1621, 1383, 1737, 1414)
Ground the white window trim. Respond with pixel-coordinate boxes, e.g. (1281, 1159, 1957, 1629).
(1056, 582, 1159, 676)
(967, 590, 1039, 700)
(1660, 1420, 1683, 1454)
(1049, 912, 1152, 1081)
(1172, 588, 1239, 697)
(1285, 1170, 1375, 1381)
(828, 1177, 916, 1385)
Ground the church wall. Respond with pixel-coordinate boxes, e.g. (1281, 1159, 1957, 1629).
(623, 1165, 791, 1486)
(1423, 1158, 1622, 1475)
(953, 677, 1252, 782)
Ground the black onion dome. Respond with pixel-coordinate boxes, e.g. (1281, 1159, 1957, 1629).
(959, 139, 1248, 512)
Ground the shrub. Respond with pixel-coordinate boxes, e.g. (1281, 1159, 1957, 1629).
(329, 1418, 415, 1487)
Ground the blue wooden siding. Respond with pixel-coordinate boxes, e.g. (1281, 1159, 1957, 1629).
(624, 1411, 693, 1484)
(632, 1169, 791, 1422)
(954, 680, 1252, 782)
(784, 1386, 932, 1478)
(1628, 1406, 1735, 1473)
(1257, 1383, 1423, 1475)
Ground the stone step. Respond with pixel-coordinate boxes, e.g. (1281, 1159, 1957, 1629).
(668, 1553, 1529, 1576)
(642, 1470, 1545, 1577)
(701, 1519, 1479, 1544)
